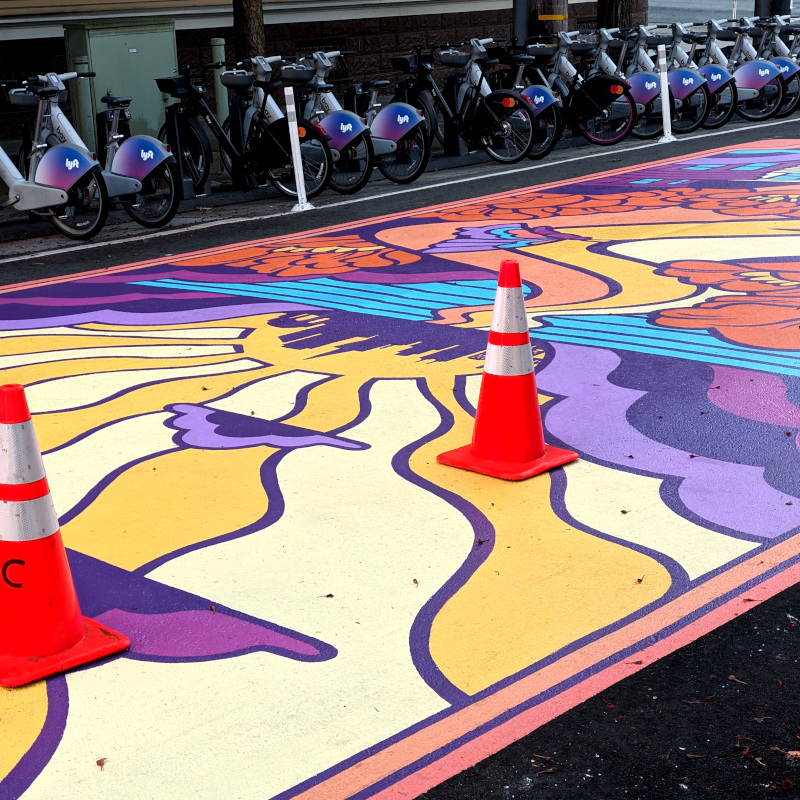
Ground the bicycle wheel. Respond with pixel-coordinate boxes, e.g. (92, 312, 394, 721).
(735, 75, 784, 121)
(774, 71, 800, 118)
(266, 124, 333, 199)
(703, 82, 738, 129)
(122, 159, 181, 228)
(49, 170, 109, 241)
(672, 83, 711, 134)
(377, 123, 431, 184)
(629, 97, 663, 139)
(479, 92, 536, 164)
(329, 132, 374, 194)
(527, 104, 561, 160)
(158, 115, 212, 193)
(576, 85, 637, 145)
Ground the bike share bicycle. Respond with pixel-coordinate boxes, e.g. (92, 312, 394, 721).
(519, 31, 636, 145)
(14, 71, 177, 236)
(301, 49, 430, 191)
(608, 25, 711, 138)
(157, 61, 332, 199)
(695, 18, 784, 121)
(391, 38, 538, 163)
(742, 15, 800, 118)
(0, 81, 90, 235)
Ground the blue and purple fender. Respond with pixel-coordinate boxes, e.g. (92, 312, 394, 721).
(770, 56, 800, 81)
(733, 59, 782, 90)
(318, 110, 370, 151)
(626, 72, 661, 104)
(698, 64, 735, 93)
(370, 103, 424, 140)
(111, 135, 173, 181)
(35, 143, 98, 191)
(519, 84, 561, 117)
(668, 68, 708, 101)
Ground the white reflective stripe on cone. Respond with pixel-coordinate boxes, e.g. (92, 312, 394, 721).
(0, 494, 60, 542)
(484, 342, 534, 376)
(0, 421, 46, 485)
(490, 288, 529, 334)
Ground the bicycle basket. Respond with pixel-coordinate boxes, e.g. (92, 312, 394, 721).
(439, 49, 471, 68)
(7, 89, 40, 108)
(525, 44, 558, 59)
(279, 64, 315, 84)
(390, 54, 418, 73)
(220, 69, 254, 89)
(155, 75, 189, 96)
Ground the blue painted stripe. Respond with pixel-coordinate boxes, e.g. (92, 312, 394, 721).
(134, 280, 428, 320)
(534, 329, 800, 378)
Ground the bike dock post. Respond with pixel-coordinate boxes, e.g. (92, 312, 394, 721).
(657, 44, 676, 143)
(283, 85, 314, 213)
(163, 104, 198, 201)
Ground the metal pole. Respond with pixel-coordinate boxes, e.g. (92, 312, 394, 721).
(283, 85, 313, 212)
(210, 38, 227, 125)
(72, 55, 96, 152)
(657, 45, 676, 143)
(513, 0, 529, 44)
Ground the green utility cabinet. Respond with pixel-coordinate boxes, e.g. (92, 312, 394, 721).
(64, 19, 177, 150)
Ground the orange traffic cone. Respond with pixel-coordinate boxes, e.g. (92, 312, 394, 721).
(0, 384, 129, 687)
(437, 260, 578, 480)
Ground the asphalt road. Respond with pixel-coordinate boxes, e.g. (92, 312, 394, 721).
(647, 0, 749, 23)
(1, 115, 800, 799)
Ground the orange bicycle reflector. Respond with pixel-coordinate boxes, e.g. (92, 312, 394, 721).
(297, 126, 306, 138)
(610, 84, 624, 95)
(502, 97, 516, 108)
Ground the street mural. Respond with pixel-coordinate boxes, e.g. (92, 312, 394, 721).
(2, 140, 800, 800)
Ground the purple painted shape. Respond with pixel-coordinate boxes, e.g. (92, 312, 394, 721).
(537, 342, 800, 538)
(337, 270, 491, 285)
(167, 403, 367, 451)
(95, 609, 321, 659)
(709, 367, 800, 430)
(0, 303, 315, 330)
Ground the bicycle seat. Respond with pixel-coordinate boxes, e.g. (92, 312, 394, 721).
(253, 79, 283, 92)
(100, 95, 132, 107)
(525, 44, 558, 59)
(509, 54, 538, 65)
(31, 85, 61, 98)
(570, 42, 598, 55)
(309, 81, 334, 91)
(645, 35, 672, 46)
(360, 79, 390, 89)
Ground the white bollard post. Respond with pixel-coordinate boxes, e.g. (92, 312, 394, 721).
(210, 38, 228, 127)
(283, 85, 314, 212)
(657, 44, 676, 144)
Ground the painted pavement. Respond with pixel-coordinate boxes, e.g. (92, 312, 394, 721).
(2, 140, 800, 799)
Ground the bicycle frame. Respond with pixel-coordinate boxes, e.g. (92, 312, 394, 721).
(0, 140, 69, 212)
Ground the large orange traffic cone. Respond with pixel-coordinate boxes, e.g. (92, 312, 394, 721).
(437, 260, 578, 480)
(0, 384, 129, 687)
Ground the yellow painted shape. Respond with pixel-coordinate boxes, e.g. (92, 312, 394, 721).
(414, 377, 672, 695)
(0, 682, 49, 781)
(61, 446, 273, 570)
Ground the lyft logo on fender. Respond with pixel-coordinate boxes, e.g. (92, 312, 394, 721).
(340, 122, 353, 133)
(397, 114, 410, 124)
(65, 158, 80, 170)
(141, 149, 154, 161)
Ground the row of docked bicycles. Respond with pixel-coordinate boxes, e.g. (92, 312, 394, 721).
(2, 14, 799, 241)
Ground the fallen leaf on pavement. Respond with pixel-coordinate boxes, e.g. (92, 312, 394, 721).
(728, 674, 748, 684)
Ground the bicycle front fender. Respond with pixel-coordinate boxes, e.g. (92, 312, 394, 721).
(771, 56, 800, 80)
(317, 110, 370, 151)
(111, 135, 172, 180)
(733, 60, 782, 90)
(370, 103, 424, 141)
(697, 64, 735, 93)
(668, 68, 707, 101)
(35, 143, 99, 191)
(570, 75, 631, 115)
(626, 72, 661, 104)
(519, 84, 560, 116)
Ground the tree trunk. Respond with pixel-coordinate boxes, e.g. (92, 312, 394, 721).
(232, 0, 266, 61)
(529, 0, 569, 37)
(596, 0, 634, 29)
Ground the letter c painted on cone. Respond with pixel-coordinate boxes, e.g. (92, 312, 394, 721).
(2, 559, 24, 588)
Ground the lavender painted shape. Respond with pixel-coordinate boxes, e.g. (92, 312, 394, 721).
(95, 609, 323, 660)
(537, 342, 800, 538)
(166, 403, 368, 451)
(424, 224, 586, 255)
